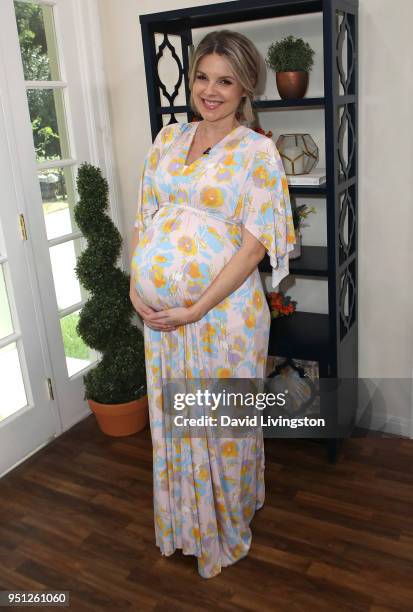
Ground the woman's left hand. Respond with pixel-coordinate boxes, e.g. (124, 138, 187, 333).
(145, 305, 202, 328)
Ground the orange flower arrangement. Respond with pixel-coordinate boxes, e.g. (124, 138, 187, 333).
(252, 126, 273, 138)
(266, 291, 297, 319)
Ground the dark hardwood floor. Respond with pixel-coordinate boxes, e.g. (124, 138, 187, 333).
(1, 416, 413, 611)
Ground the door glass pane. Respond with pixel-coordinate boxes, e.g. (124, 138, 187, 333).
(14, 1, 60, 81)
(50, 238, 88, 311)
(0, 266, 14, 339)
(60, 309, 98, 377)
(0, 342, 28, 421)
(27, 88, 70, 162)
(39, 166, 78, 240)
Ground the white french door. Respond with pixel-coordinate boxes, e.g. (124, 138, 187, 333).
(0, 0, 112, 476)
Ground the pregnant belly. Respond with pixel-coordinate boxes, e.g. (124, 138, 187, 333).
(132, 210, 239, 310)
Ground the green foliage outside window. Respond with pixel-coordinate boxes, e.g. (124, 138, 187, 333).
(14, 2, 60, 161)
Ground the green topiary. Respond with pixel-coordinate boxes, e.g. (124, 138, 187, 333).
(265, 35, 315, 73)
(74, 163, 146, 404)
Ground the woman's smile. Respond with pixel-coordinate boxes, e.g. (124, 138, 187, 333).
(201, 98, 224, 110)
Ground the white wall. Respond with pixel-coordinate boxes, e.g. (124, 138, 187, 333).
(97, 1, 413, 400)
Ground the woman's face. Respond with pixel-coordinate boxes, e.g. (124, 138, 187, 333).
(192, 52, 245, 123)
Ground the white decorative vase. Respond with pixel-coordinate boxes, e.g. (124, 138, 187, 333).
(289, 229, 302, 259)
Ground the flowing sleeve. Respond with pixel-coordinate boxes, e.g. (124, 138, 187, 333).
(241, 138, 296, 289)
(133, 123, 175, 237)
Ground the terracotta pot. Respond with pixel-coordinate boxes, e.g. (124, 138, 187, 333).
(276, 71, 309, 99)
(88, 395, 149, 437)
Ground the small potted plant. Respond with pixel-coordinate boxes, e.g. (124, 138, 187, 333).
(290, 203, 317, 259)
(74, 163, 148, 437)
(265, 35, 315, 99)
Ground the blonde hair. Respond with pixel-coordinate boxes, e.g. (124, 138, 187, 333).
(188, 30, 260, 123)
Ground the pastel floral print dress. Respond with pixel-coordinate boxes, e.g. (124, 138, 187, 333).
(131, 121, 295, 578)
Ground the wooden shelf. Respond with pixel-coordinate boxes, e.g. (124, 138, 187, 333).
(268, 311, 329, 361)
(158, 97, 325, 115)
(142, 0, 359, 462)
(142, 0, 324, 30)
(253, 97, 325, 109)
(288, 184, 326, 195)
(259, 246, 328, 277)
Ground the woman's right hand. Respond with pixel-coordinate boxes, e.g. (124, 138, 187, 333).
(129, 287, 177, 332)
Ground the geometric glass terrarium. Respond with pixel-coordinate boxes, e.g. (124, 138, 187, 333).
(276, 133, 319, 175)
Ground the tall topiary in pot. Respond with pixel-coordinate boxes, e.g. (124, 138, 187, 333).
(74, 163, 148, 437)
(265, 35, 315, 100)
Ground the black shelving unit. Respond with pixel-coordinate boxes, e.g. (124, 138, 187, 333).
(139, 0, 359, 462)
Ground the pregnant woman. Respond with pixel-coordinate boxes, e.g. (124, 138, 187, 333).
(129, 30, 295, 578)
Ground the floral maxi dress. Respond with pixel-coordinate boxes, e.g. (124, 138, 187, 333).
(131, 121, 295, 578)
